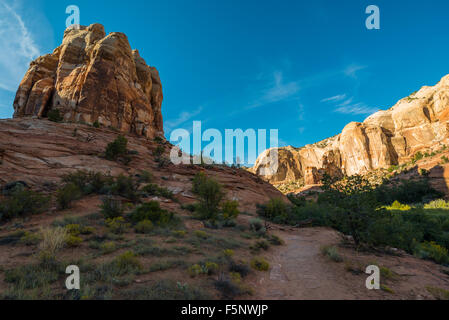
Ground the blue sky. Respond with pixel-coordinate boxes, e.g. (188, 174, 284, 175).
(1, 0, 449, 163)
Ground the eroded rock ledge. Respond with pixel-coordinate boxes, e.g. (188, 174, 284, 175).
(252, 74, 449, 185)
(13, 23, 164, 139)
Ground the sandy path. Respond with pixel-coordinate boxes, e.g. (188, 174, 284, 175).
(250, 227, 449, 300)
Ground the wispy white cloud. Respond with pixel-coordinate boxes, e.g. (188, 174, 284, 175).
(344, 64, 367, 79)
(247, 71, 300, 109)
(322, 92, 378, 115)
(165, 106, 203, 131)
(0, 0, 40, 92)
(321, 94, 347, 103)
(334, 102, 379, 115)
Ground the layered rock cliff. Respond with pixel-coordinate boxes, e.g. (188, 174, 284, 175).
(252, 74, 449, 185)
(13, 24, 164, 138)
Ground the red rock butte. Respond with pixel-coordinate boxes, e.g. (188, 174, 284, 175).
(13, 23, 164, 139)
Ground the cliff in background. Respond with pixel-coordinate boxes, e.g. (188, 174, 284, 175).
(251, 74, 449, 187)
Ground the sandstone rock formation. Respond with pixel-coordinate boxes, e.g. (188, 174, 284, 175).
(13, 24, 164, 139)
(252, 74, 449, 185)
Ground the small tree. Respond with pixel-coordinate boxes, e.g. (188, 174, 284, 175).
(105, 135, 128, 161)
(192, 173, 225, 220)
(319, 174, 381, 247)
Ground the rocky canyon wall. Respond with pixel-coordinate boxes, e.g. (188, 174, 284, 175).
(252, 74, 449, 185)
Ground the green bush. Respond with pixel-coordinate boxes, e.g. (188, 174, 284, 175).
(62, 170, 113, 195)
(137, 170, 153, 183)
(100, 241, 117, 254)
(115, 251, 142, 273)
(110, 175, 139, 202)
(105, 217, 130, 234)
(130, 201, 177, 227)
(320, 245, 343, 262)
(123, 279, 210, 300)
(134, 220, 154, 234)
(250, 257, 270, 271)
(142, 184, 174, 200)
(424, 199, 449, 209)
(414, 241, 449, 264)
(65, 234, 83, 247)
(56, 183, 82, 210)
(222, 200, 240, 220)
(192, 173, 225, 221)
(100, 197, 124, 219)
(47, 109, 63, 122)
(386, 200, 411, 211)
(257, 198, 289, 222)
(0, 189, 50, 221)
(105, 135, 128, 161)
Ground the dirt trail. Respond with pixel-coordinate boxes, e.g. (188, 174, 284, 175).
(250, 227, 449, 300)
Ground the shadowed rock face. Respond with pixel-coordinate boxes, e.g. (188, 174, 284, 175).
(13, 24, 164, 139)
(252, 74, 449, 184)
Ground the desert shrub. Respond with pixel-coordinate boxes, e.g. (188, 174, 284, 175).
(426, 287, 449, 300)
(0, 188, 50, 221)
(105, 217, 130, 234)
(137, 170, 153, 183)
(192, 173, 225, 220)
(412, 151, 424, 163)
(39, 227, 68, 260)
(194, 230, 209, 239)
(130, 201, 177, 227)
(19, 231, 41, 246)
(250, 257, 270, 271)
(257, 198, 289, 221)
(222, 200, 240, 220)
(62, 170, 113, 195)
(134, 220, 154, 234)
(414, 241, 449, 265)
(142, 184, 174, 200)
(229, 261, 250, 277)
(386, 200, 411, 211)
(320, 245, 343, 262)
(56, 183, 82, 210)
(267, 235, 285, 246)
(93, 120, 100, 128)
(93, 251, 142, 283)
(47, 109, 63, 122)
(100, 241, 117, 254)
(100, 197, 124, 219)
(172, 230, 187, 238)
(115, 251, 142, 273)
(214, 274, 243, 299)
(223, 249, 235, 258)
(249, 218, 265, 234)
(110, 174, 139, 202)
(4, 262, 61, 290)
(105, 135, 128, 161)
(153, 145, 165, 157)
(123, 279, 210, 300)
(65, 234, 83, 247)
(52, 215, 88, 228)
(424, 199, 449, 209)
(374, 179, 442, 205)
(188, 264, 202, 278)
(442, 156, 449, 164)
(250, 240, 270, 252)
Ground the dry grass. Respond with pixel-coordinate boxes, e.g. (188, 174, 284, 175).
(38, 227, 68, 257)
